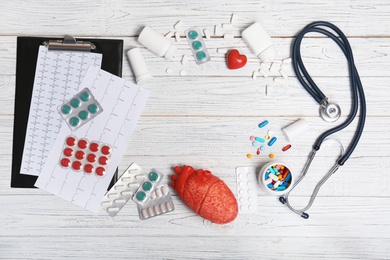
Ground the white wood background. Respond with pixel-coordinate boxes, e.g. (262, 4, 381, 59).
(1, 0, 390, 259)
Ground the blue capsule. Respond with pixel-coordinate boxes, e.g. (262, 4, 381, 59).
(276, 186, 286, 191)
(268, 136, 277, 146)
(267, 183, 273, 188)
(252, 141, 260, 147)
(260, 145, 266, 151)
(255, 137, 265, 143)
(285, 173, 292, 182)
(258, 120, 269, 128)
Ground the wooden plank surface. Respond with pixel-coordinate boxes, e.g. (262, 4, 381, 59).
(1, 0, 389, 259)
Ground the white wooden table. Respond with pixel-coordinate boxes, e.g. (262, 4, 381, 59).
(1, 1, 389, 259)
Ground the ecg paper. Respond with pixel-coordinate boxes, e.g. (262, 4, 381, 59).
(35, 66, 150, 212)
(21, 46, 102, 176)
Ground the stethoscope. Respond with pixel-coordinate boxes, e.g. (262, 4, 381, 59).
(278, 21, 367, 219)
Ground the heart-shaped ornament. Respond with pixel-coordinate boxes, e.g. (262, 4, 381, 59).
(227, 49, 247, 69)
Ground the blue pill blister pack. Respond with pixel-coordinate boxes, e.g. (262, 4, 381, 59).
(185, 27, 210, 65)
(58, 87, 103, 130)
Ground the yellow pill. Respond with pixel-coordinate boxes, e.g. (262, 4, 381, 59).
(269, 153, 275, 158)
(247, 154, 253, 158)
(265, 135, 270, 140)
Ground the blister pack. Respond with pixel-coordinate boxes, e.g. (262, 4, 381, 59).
(132, 169, 163, 207)
(101, 163, 147, 216)
(236, 166, 258, 214)
(59, 135, 112, 176)
(137, 184, 175, 220)
(58, 88, 103, 130)
(185, 28, 210, 65)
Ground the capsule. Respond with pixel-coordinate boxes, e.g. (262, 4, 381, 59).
(282, 144, 292, 151)
(268, 136, 277, 146)
(258, 120, 269, 128)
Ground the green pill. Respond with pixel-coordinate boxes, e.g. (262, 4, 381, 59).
(78, 110, 89, 120)
(79, 91, 90, 102)
(88, 103, 99, 114)
(69, 117, 80, 126)
(196, 51, 207, 61)
(70, 98, 80, 108)
(61, 104, 72, 115)
(149, 172, 159, 182)
(188, 30, 198, 40)
(142, 181, 153, 191)
(192, 41, 202, 51)
(136, 191, 146, 201)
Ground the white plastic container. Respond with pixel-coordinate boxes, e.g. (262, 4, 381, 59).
(126, 48, 152, 85)
(242, 22, 276, 62)
(138, 26, 177, 59)
(258, 161, 294, 195)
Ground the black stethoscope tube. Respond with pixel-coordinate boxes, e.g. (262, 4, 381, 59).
(292, 21, 366, 166)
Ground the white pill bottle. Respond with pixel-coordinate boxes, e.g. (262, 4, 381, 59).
(242, 22, 276, 62)
(138, 26, 177, 60)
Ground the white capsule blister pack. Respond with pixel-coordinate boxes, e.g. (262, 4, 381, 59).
(101, 163, 147, 216)
(185, 27, 210, 65)
(132, 169, 163, 207)
(236, 166, 258, 214)
(137, 184, 175, 220)
(58, 87, 103, 130)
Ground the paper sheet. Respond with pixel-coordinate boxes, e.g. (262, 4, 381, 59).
(35, 66, 150, 212)
(21, 46, 102, 176)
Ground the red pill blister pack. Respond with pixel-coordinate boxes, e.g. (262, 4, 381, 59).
(59, 135, 113, 176)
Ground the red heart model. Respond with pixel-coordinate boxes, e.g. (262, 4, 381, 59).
(227, 49, 247, 69)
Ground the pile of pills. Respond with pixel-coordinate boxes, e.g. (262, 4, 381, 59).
(58, 88, 103, 130)
(137, 184, 175, 220)
(247, 120, 292, 159)
(59, 135, 112, 176)
(132, 170, 163, 207)
(262, 163, 292, 192)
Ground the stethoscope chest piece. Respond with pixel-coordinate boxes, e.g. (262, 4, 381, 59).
(319, 102, 341, 123)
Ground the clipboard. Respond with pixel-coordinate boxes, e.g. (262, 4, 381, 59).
(11, 36, 123, 188)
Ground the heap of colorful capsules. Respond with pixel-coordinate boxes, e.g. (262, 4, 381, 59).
(263, 164, 292, 192)
(247, 120, 292, 159)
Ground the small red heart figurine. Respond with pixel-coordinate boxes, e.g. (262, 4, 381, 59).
(227, 49, 247, 69)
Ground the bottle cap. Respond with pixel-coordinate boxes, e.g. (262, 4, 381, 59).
(242, 22, 276, 62)
(282, 118, 308, 143)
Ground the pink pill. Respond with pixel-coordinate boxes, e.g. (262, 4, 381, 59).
(250, 136, 256, 141)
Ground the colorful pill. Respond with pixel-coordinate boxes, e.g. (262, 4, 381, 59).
(268, 137, 277, 146)
(78, 110, 89, 120)
(247, 153, 252, 158)
(256, 148, 261, 155)
(250, 136, 256, 141)
(88, 104, 99, 114)
(61, 104, 72, 115)
(252, 141, 260, 147)
(75, 150, 85, 160)
(72, 161, 82, 171)
(63, 148, 73, 157)
(99, 156, 108, 165)
(142, 181, 153, 191)
(255, 137, 265, 143)
(61, 158, 71, 168)
(101, 145, 111, 155)
(70, 98, 81, 108)
(136, 191, 147, 201)
(87, 153, 97, 163)
(89, 143, 99, 152)
(267, 183, 273, 189)
(258, 120, 269, 128)
(282, 144, 292, 151)
(276, 186, 286, 191)
(96, 167, 105, 176)
(260, 145, 266, 151)
(269, 153, 275, 158)
(66, 136, 76, 146)
(69, 117, 80, 126)
(84, 164, 94, 174)
(79, 91, 90, 102)
(149, 172, 159, 182)
(285, 173, 292, 182)
(78, 139, 88, 149)
(265, 135, 270, 140)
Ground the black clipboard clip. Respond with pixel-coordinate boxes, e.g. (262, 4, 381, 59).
(44, 35, 96, 51)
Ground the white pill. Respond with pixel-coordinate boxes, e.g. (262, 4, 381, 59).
(279, 69, 288, 79)
(180, 70, 187, 76)
(155, 188, 162, 197)
(282, 57, 292, 64)
(114, 185, 125, 190)
(127, 182, 140, 189)
(214, 25, 221, 35)
(148, 207, 155, 216)
(174, 20, 183, 29)
(252, 71, 258, 80)
(166, 68, 173, 74)
(107, 193, 118, 199)
(181, 55, 188, 65)
(267, 130, 275, 136)
(165, 31, 174, 38)
(153, 204, 161, 215)
(222, 23, 233, 28)
(269, 173, 279, 181)
(166, 201, 174, 211)
(114, 198, 126, 204)
(151, 191, 157, 200)
(217, 48, 228, 54)
(264, 178, 272, 185)
(273, 180, 281, 188)
(100, 200, 112, 207)
(175, 32, 181, 42)
(270, 62, 280, 73)
(259, 69, 269, 77)
(161, 185, 168, 195)
(230, 13, 237, 24)
(223, 33, 234, 39)
(203, 29, 211, 39)
(121, 177, 133, 182)
(142, 208, 149, 219)
(135, 174, 146, 181)
(160, 203, 167, 213)
(107, 207, 120, 212)
(120, 190, 133, 196)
